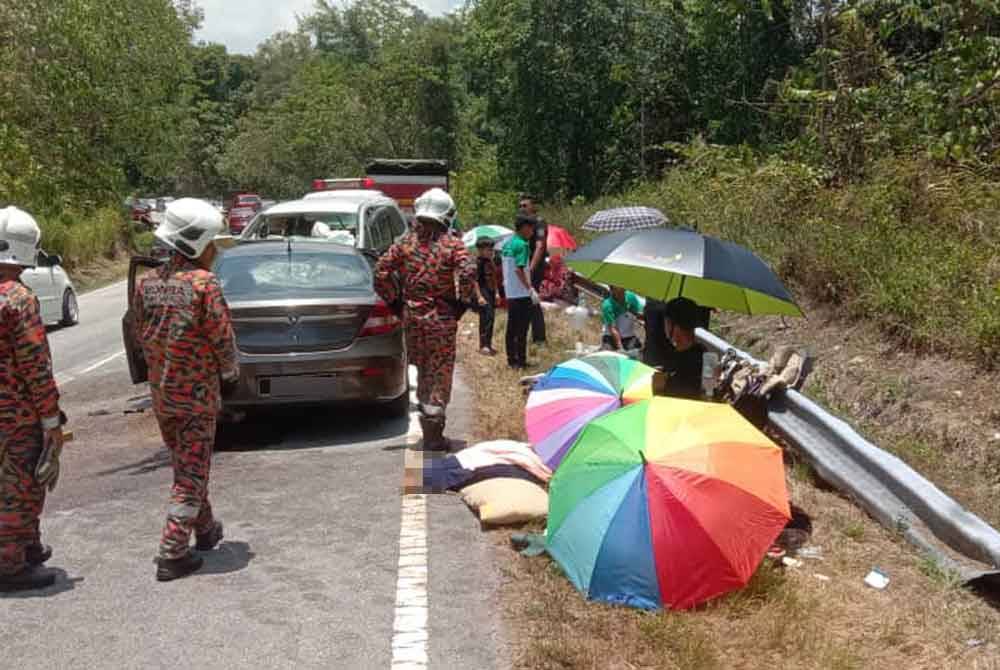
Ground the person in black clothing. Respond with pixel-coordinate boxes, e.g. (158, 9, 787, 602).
(473, 238, 499, 355)
(519, 194, 547, 344)
(656, 297, 707, 400)
(642, 298, 673, 368)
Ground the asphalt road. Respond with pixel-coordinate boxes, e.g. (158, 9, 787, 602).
(1, 280, 507, 670)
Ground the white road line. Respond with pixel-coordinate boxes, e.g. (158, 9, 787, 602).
(391, 493, 429, 670)
(78, 350, 125, 375)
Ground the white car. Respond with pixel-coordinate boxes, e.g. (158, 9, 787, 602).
(239, 192, 408, 257)
(22, 250, 79, 327)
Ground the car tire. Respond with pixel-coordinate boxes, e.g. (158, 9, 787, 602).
(60, 288, 79, 327)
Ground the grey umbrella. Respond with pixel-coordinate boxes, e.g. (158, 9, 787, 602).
(582, 206, 668, 233)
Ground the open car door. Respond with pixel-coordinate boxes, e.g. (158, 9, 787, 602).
(122, 256, 163, 384)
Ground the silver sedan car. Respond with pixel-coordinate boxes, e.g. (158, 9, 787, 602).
(123, 239, 408, 416)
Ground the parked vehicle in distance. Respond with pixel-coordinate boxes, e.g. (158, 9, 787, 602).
(230, 193, 262, 213)
(311, 159, 448, 223)
(227, 206, 257, 235)
(127, 198, 154, 229)
(239, 192, 408, 258)
(22, 249, 79, 327)
(122, 240, 408, 415)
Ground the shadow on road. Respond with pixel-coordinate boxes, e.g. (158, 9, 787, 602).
(199, 541, 255, 577)
(216, 405, 410, 452)
(0, 569, 83, 600)
(94, 449, 171, 477)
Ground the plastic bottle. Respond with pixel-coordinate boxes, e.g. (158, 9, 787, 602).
(702, 352, 720, 398)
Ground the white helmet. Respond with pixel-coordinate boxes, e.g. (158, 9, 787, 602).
(0, 206, 42, 268)
(413, 188, 456, 227)
(154, 198, 225, 259)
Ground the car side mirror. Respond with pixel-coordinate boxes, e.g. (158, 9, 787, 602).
(50, 255, 63, 267)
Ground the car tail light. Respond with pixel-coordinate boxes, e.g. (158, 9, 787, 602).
(312, 179, 327, 191)
(361, 366, 387, 377)
(358, 301, 401, 337)
(362, 177, 375, 189)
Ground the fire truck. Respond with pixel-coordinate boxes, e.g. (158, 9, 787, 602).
(311, 159, 450, 223)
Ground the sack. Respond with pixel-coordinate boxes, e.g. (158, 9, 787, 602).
(460, 478, 548, 527)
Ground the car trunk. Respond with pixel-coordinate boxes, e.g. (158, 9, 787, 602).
(230, 301, 372, 354)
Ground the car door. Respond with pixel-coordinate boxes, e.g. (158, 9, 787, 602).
(121, 256, 164, 384)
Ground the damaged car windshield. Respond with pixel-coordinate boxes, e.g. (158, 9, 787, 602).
(216, 251, 371, 299)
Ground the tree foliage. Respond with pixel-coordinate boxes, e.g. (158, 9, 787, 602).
(0, 0, 195, 213)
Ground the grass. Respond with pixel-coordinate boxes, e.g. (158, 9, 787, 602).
(456, 307, 1000, 670)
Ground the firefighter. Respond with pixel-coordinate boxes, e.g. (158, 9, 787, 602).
(0, 206, 65, 592)
(374, 188, 475, 451)
(137, 198, 239, 582)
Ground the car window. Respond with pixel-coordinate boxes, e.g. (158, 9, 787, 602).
(387, 208, 406, 242)
(216, 251, 371, 300)
(252, 212, 359, 240)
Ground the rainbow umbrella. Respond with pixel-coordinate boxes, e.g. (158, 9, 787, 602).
(547, 397, 790, 610)
(525, 352, 654, 470)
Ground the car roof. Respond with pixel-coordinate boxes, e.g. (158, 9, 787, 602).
(264, 194, 393, 216)
(222, 238, 362, 258)
(302, 189, 387, 201)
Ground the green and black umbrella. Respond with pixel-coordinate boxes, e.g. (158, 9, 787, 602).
(566, 228, 803, 317)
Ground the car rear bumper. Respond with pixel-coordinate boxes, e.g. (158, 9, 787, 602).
(223, 332, 407, 408)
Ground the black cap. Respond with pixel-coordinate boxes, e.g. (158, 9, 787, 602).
(475, 237, 494, 248)
(515, 213, 537, 230)
(664, 297, 699, 331)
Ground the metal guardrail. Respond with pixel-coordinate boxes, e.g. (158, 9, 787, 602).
(696, 329, 1000, 586)
(569, 272, 1000, 584)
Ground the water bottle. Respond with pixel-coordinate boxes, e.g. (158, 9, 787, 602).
(702, 352, 719, 398)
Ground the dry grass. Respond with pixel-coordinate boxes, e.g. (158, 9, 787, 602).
(455, 306, 1000, 670)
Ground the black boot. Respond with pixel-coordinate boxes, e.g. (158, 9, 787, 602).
(156, 552, 204, 582)
(421, 416, 449, 452)
(26, 544, 53, 566)
(195, 521, 224, 551)
(0, 567, 56, 592)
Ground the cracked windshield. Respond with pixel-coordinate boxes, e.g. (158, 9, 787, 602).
(2, 0, 999, 669)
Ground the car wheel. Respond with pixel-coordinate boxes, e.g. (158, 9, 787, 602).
(61, 288, 79, 327)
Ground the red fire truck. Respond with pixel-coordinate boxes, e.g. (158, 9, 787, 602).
(311, 159, 449, 222)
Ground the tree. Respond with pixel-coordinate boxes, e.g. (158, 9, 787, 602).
(0, 0, 196, 211)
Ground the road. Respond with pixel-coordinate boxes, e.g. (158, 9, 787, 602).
(1, 281, 507, 670)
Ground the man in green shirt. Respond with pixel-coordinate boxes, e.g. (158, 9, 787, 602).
(502, 215, 539, 369)
(601, 286, 644, 352)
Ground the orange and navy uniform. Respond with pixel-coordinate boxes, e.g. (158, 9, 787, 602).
(374, 227, 475, 411)
(135, 254, 238, 417)
(0, 279, 61, 575)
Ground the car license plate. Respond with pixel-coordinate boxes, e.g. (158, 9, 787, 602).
(263, 375, 336, 398)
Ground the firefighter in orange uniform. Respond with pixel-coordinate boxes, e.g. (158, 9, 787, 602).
(136, 198, 238, 582)
(374, 189, 475, 450)
(0, 206, 65, 592)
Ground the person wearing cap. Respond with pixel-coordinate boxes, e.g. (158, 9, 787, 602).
(136, 198, 238, 582)
(657, 297, 707, 400)
(374, 188, 475, 451)
(473, 237, 499, 355)
(519, 194, 547, 344)
(601, 286, 644, 352)
(0, 206, 66, 592)
(502, 214, 539, 369)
